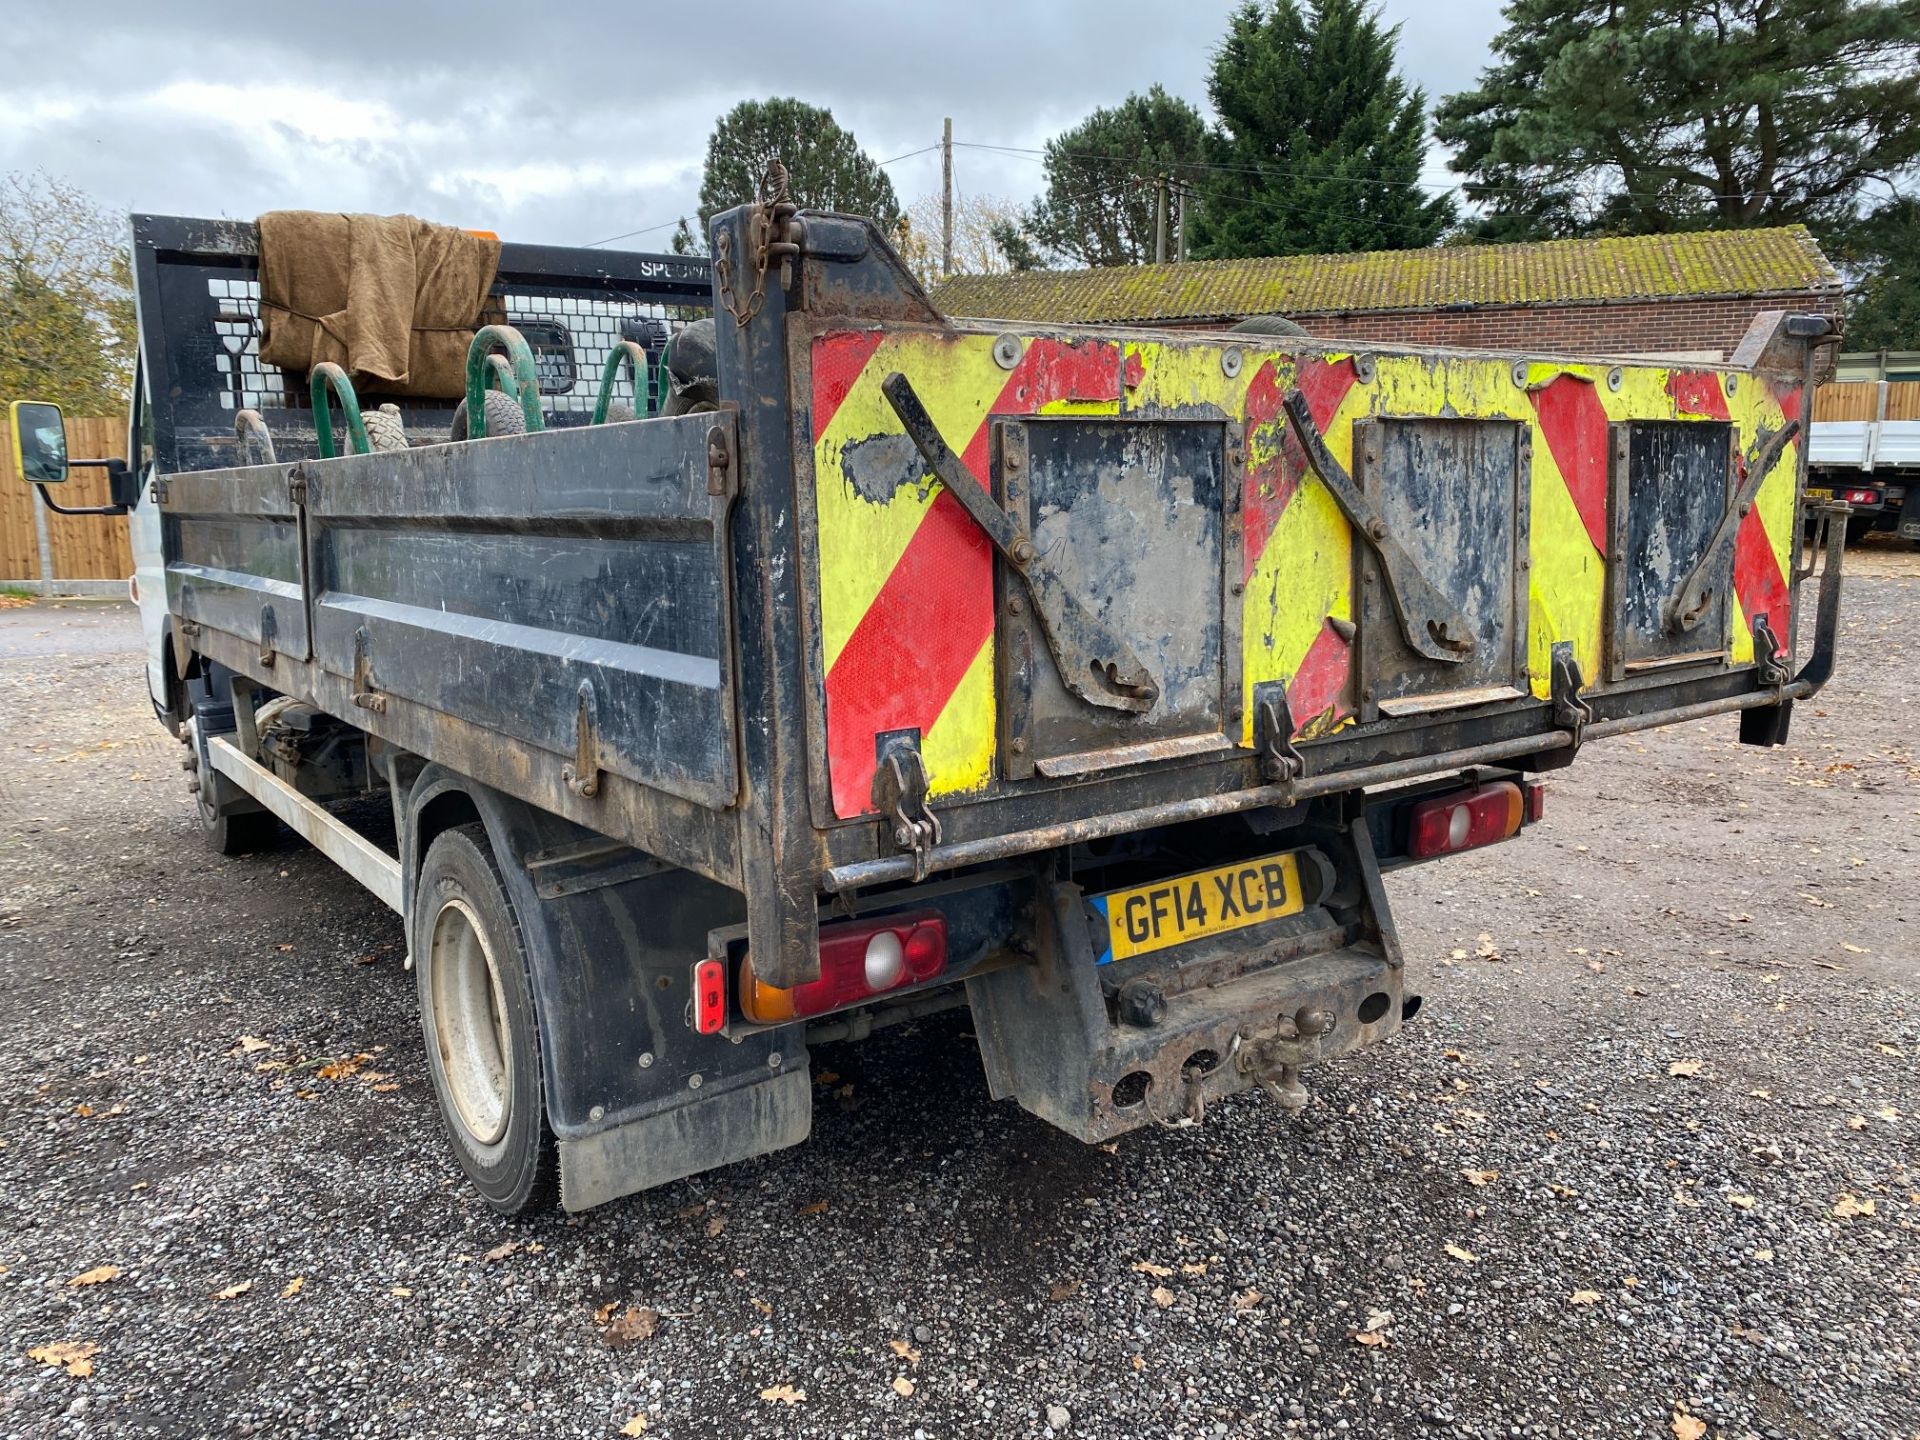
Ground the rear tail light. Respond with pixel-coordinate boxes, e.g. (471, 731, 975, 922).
(1522, 775, 1546, 823)
(737, 913, 947, 1025)
(1842, 487, 1880, 507)
(691, 958, 727, 1035)
(1408, 780, 1525, 859)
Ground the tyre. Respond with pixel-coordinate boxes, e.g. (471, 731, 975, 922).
(363, 403, 410, 452)
(187, 718, 278, 855)
(413, 822, 557, 1214)
(447, 389, 529, 442)
(601, 401, 637, 423)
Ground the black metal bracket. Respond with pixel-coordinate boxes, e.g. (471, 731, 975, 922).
(879, 371, 1160, 715)
(1752, 615, 1789, 692)
(1253, 680, 1305, 799)
(871, 730, 941, 882)
(1663, 419, 1801, 634)
(258, 605, 277, 670)
(1279, 388, 1473, 664)
(1549, 643, 1593, 752)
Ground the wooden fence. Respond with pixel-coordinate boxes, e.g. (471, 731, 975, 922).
(0, 415, 134, 584)
(1814, 381, 1920, 423)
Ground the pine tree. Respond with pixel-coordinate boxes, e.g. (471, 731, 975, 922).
(695, 98, 899, 235)
(1190, 0, 1454, 258)
(1020, 86, 1211, 268)
(1435, 0, 1920, 240)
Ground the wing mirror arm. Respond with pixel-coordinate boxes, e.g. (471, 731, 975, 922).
(33, 458, 135, 516)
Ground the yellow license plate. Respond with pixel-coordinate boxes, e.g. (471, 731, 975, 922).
(1091, 851, 1306, 964)
(1805, 486, 1833, 500)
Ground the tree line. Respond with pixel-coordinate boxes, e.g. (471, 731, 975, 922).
(688, 0, 1918, 347)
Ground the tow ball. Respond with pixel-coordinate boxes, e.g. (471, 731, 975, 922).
(1237, 1006, 1337, 1111)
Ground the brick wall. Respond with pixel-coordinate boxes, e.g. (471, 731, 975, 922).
(1171, 292, 1842, 360)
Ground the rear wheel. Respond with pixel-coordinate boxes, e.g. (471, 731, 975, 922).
(186, 719, 277, 855)
(414, 822, 556, 1214)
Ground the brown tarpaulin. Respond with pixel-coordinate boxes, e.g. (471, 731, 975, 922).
(257, 211, 500, 399)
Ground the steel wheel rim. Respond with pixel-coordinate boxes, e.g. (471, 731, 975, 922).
(428, 897, 512, 1147)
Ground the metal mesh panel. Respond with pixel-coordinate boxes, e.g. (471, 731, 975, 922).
(201, 277, 699, 421)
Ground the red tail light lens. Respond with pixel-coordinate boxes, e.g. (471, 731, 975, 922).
(737, 913, 947, 1024)
(691, 958, 727, 1035)
(1408, 781, 1525, 858)
(1843, 487, 1880, 507)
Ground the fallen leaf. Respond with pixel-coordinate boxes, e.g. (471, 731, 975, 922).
(1877, 1043, 1905, 1057)
(675, 1203, 707, 1221)
(604, 1306, 660, 1345)
(1131, 1260, 1174, 1278)
(1569, 1290, 1602, 1306)
(1842, 942, 1871, 954)
(1232, 1288, 1263, 1311)
(236, 1036, 272, 1054)
(1752, 1249, 1774, 1261)
(1362, 1308, 1391, 1331)
(1047, 1280, 1080, 1303)
(1672, 1410, 1707, 1440)
(620, 1416, 648, 1436)
(73, 1104, 93, 1118)
(1150, 1285, 1175, 1309)
(27, 1341, 99, 1377)
(1622, 1275, 1640, 1289)
(483, 1241, 520, 1263)
(1833, 1194, 1876, 1219)
(211, 1280, 252, 1300)
(1131, 1354, 1146, 1370)
(705, 1215, 726, 1238)
(759, 1385, 806, 1406)
(1668, 1059, 1704, 1077)
(1728, 1193, 1757, 1210)
(68, 1265, 120, 1287)
(891, 1376, 915, 1397)
(798, 1199, 829, 1216)
(889, 1338, 922, 1366)
(280, 1276, 304, 1299)
(593, 1301, 620, 1325)
(1351, 1329, 1387, 1347)
(1462, 1168, 1499, 1187)
(389, 1286, 413, 1298)
(1181, 1262, 1208, 1276)
(1847, 1115, 1869, 1131)
(1444, 1243, 1477, 1264)
(1877, 1106, 1901, 1121)
(371, 1082, 399, 1093)
(750, 1297, 772, 1318)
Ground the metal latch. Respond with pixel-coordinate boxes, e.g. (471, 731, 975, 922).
(1253, 680, 1305, 800)
(1663, 420, 1801, 634)
(1752, 616, 1789, 695)
(562, 680, 602, 798)
(350, 627, 387, 713)
(258, 605, 277, 669)
(1549, 643, 1592, 751)
(871, 731, 941, 882)
(879, 372, 1160, 715)
(1281, 389, 1474, 664)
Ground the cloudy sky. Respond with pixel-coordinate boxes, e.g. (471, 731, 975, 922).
(6, 0, 1506, 251)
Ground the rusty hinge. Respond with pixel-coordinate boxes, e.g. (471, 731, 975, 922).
(1253, 680, 1305, 800)
(350, 627, 387, 713)
(871, 731, 941, 882)
(286, 464, 310, 507)
(1549, 643, 1592, 751)
(562, 679, 602, 798)
(258, 605, 277, 669)
(705, 422, 734, 498)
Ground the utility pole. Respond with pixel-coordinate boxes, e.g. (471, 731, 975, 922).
(1176, 184, 1188, 263)
(941, 117, 954, 278)
(1154, 174, 1169, 265)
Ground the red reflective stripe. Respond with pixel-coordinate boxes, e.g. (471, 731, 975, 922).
(1666, 370, 1730, 420)
(1287, 620, 1351, 730)
(1529, 374, 1609, 554)
(1733, 507, 1789, 630)
(1242, 356, 1358, 580)
(824, 337, 1122, 816)
(811, 329, 887, 436)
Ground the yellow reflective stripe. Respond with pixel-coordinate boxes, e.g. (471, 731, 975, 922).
(920, 635, 996, 799)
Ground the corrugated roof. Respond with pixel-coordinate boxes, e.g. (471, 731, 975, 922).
(930, 226, 1841, 324)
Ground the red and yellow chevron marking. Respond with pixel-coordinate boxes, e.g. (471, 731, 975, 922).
(810, 330, 1801, 817)
(811, 331, 1124, 817)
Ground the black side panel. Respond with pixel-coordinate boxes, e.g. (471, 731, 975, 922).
(161, 466, 309, 662)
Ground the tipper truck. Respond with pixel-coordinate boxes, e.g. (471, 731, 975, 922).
(7, 192, 1846, 1214)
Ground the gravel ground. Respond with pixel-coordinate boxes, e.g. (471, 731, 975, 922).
(0, 550, 1915, 1440)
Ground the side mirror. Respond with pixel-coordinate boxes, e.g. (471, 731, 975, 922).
(9, 400, 69, 485)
